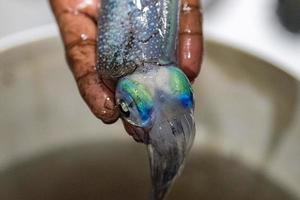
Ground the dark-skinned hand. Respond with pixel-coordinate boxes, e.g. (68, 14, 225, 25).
(50, 0, 203, 139)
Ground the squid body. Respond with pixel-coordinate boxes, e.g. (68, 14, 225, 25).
(97, 0, 196, 199)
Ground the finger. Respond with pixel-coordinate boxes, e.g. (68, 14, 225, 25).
(50, 0, 99, 52)
(122, 120, 148, 143)
(50, 0, 100, 22)
(50, 0, 119, 123)
(179, 0, 203, 82)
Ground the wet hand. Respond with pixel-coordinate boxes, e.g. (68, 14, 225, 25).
(50, 0, 203, 128)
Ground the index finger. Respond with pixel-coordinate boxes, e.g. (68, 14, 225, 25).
(179, 0, 203, 82)
(50, 0, 119, 123)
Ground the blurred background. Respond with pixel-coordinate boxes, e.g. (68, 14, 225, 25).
(0, 0, 300, 78)
(0, 0, 300, 200)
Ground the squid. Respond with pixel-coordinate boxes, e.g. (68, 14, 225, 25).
(97, 0, 196, 199)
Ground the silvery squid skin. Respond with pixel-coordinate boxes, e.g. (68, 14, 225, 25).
(97, 0, 196, 199)
(97, 0, 179, 78)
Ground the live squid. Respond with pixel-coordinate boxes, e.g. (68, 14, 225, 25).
(97, 0, 196, 199)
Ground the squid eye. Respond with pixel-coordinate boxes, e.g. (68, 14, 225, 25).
(116, 78, 154, 128)
(119, 99, 130, 118)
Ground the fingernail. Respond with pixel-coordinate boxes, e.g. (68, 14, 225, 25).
(104, 96, 115, 111)
(99, 97, 119, 124)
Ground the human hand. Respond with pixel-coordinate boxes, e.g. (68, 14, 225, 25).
(50, 0, 203, 136)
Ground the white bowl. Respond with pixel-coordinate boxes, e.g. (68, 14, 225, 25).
(0, 26, 299, 199)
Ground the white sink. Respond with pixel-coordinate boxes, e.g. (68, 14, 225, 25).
(0, 29, 299, 199)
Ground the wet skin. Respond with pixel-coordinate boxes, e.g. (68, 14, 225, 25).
(50, 0, 203, 135)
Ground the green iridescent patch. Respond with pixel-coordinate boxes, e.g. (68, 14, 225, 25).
(120, 79, 154, 123)
(168, 67, 193, 108)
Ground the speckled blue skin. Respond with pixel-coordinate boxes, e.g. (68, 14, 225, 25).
(97, 1, 195, 200)
(97, 0, 179, 78)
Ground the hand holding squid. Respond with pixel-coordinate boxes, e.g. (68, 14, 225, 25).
(50, 1, 202, 199)
(50, 0, 203, 131)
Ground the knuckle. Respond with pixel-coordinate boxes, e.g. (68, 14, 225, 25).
(66, 42, 97, 80)
(180, 0, 203, 35)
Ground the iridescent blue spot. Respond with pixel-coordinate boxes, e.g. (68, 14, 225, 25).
(179, 92, 193, 109)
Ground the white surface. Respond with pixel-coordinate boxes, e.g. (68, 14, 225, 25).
(0, 0, 54, 38)
(204, 0, 300, 80)
(0, 24, 58, 52)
